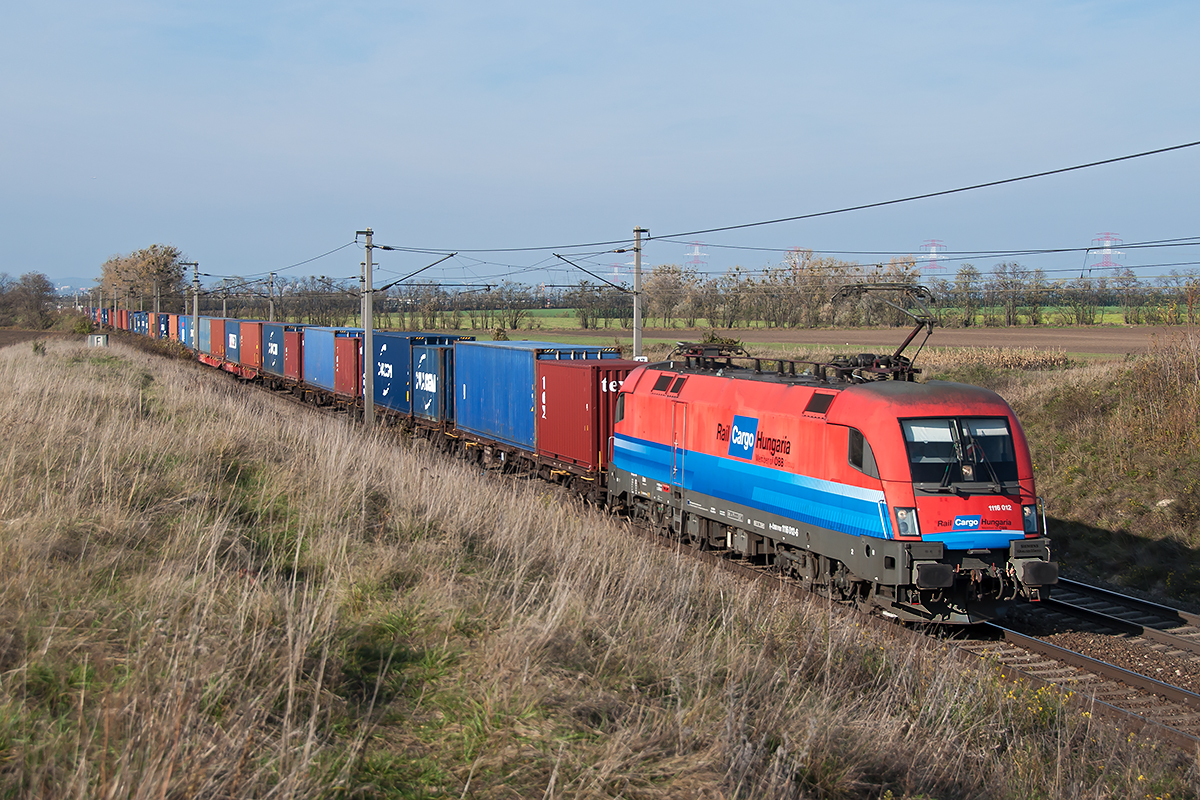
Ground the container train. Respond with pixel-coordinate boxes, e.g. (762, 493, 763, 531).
(91, 306, 1057, 624)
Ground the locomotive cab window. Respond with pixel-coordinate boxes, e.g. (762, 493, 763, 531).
(614, 392, 626, 423)
(848, 428, 879, 479)
(901, 417, 1019, 489)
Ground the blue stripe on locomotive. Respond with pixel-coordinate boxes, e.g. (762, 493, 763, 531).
(612, 432, 1024, 549)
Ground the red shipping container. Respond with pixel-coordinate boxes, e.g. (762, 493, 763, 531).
(284, 330, 303, 380)
(334, 336, 362, 397)
(211, 319, 226, 359)
(168, 314, 179, 341)
(535, 359, 644, 472)
(239, 321, 263, 368)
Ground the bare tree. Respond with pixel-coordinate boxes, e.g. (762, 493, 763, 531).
(99, 244, 188, 311)
(5, 273, 57, 329)
(643, 264, 686, 327)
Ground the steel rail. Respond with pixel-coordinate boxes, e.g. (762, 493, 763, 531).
(986, 622, 1200, 711)
(1056, 577, 1200, 628)
(1041, 597, 1200, 657)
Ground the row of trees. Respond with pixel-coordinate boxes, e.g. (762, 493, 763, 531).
(87, 243, 1200, 331)
(631, 252, 1200, 329)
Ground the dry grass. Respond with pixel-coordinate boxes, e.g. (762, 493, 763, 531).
(0, 338, 1194, 798)
(638, 341, 1074, 376)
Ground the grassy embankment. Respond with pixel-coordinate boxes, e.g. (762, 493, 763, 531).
(0, 338, 1195, 798)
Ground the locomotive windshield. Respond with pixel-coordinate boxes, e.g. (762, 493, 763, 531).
(901, 417, 1019, 489)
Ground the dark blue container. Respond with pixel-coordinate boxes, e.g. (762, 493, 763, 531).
(453, 341, 619, 450)
(412, 344, 456, 422)
(156, 314, 169, 339)
(372, 332, 474, 414)
(263, 323, 285, 376)
(225, 320, 241, 363)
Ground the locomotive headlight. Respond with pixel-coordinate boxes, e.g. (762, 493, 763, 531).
(895, 507, 920, 537)
(1022, 504, 1038, 534)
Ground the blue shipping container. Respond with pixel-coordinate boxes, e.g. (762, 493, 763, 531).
(199, 317, 212, 354)
(263, 323, 285, 376)
(412, 345, 456, 422)
(454, 341, 619, 450)
(179, 315, 193, 348)
(157, 315, 170, 339)
(225, 320, 241, 363)
(373, 332, 474, 414)
(303, 327, 362, 392)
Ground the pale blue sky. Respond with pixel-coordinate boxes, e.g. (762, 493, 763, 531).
(3, 1, 1198, 292)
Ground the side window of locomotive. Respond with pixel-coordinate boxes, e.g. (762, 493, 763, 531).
(651, 373, 673, 392)
(668, 376, 687, 395)
(614, 392, 626, 423)
(848, 428, 879, 479)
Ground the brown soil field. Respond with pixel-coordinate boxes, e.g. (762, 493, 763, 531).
(563, 324, 1187, 355)
(3, 325, 1182, 356)
(0, 330, 83, 348)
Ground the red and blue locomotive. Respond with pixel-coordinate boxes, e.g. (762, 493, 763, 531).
(608, 344, 1058, 624)
(96, 287, 1057, 624)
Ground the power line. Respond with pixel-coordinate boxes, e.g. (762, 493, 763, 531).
(652, 234, 1200, 260)
(372, 138, 1200, 255)
(650, 140, 1200, 241)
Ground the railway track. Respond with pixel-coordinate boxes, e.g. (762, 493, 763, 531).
(1049, 578, 1200, 652)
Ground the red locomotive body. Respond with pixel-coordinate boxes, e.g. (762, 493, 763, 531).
(610, 354, 1056, 624)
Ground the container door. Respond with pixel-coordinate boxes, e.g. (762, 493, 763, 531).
(671, 401, 687, 490)
(441, 347, 455, 422)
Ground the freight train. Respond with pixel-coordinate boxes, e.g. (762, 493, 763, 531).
(91, 304, 1057, 624)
